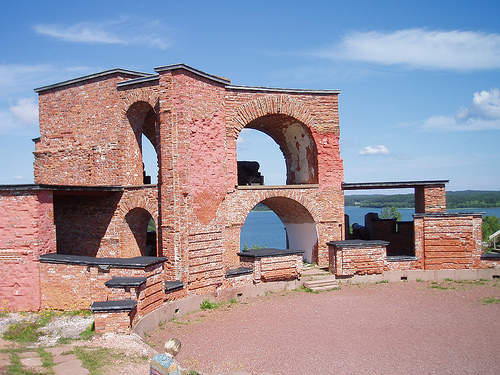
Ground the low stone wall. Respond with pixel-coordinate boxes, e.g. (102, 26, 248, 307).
(39, 255, 165, 322)
(328, 240, 389, 276)
(238, 248, 304, 282)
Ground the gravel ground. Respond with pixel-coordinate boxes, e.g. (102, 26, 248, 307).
(147, 280, 500, 375)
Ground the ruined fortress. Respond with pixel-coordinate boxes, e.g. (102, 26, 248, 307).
(0, 64, 497, 334)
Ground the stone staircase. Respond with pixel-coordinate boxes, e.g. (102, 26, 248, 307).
(301, 266, 339, 292)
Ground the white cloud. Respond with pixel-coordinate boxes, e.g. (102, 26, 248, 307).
(315, 28, 500, 71)
(422, 88, 500, 131)
(14, 176, 24, 180)
(9, 98, 38, 125)
(359, 145, 391, 156)
(33, 17, 171, 49)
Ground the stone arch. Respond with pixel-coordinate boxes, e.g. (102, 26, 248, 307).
(118, 194, 159, 257)
(231, 95, 318, 137)
(121, 92, 160, 185)
(239, 193, 318, 263)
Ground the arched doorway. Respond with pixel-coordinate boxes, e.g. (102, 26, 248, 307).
(238, 114, 318, 186)
(125, 101, 159, 185)
(124, 207, 157, 257)
(240, 197, 318, 263)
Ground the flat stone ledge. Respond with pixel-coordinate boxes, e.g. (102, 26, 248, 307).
(39, 254, 167, 269)
(481, 251, 500, 260)
(226, 267, 253, 278)
(387, 255, 418, 262)
(91, 299, 137, 313)
(238, 248, 305, 258)
(327, 240, 390, 248)
(105, 277, 147, 288)
(165, 280, 184, 292)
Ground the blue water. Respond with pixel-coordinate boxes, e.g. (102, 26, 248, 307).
(240, 207, 500, 251)
(240, 211, 286, 250)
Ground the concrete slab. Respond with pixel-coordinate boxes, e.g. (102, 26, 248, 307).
(455, 269, 478, 280)
(53, 359, 89, 375)
(435, 269, 456, 281)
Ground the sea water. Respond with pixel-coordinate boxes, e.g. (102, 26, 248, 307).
(240, 207, 500, 251)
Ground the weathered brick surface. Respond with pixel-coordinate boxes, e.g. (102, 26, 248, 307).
(1, 65, 485, 334)
(0, 190, 56, 311)
(329, 243, 386, 276)
(240, 254, 303, 282)
(40, 262, 164, 316)
(414, 213, 483, 270)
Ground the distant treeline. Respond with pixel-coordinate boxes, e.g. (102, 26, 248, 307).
(345, 190, 500, 209)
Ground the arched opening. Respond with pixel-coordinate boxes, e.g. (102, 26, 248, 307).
(240, 203, 287, 250)
(237, 129, 286, 186)
(126, 101, 159, 185)
(237, 114, 318, 186)
(240, 197, 318, 263)
(124, 208, 157, 257)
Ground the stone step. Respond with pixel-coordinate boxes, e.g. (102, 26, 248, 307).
(303, 278, 339, 292)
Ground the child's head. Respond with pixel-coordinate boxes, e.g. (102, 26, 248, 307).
(165, 338, 181, 357)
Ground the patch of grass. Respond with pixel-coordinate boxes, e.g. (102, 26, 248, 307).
(3, 320, 41, 343)
(416, 279, 423, 282)
(182, 370, 200, 375)
(200, 299, 217, 311)
(7, 352, 44, 375)
(301, 285, 318, 294)
(37, 347, 55, 369)
(72, 346, 124, 375)
(482, 297, 500, 305)
(229, 298, 238, 305)
(79, 321, 95, 340)
(375, 280, 389, 284)
(430, 284, 453, 290)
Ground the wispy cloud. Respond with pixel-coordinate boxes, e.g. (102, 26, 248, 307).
(359, 145, 391, 156)
(33, 17, 171, 49)
(9, 98, 38, 125)
(422, 88, 500, 131)
(314, 28, 500, 71)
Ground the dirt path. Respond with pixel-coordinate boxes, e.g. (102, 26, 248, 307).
(148, 280, 500, 375)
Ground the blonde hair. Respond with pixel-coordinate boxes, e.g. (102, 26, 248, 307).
(165, 338, 181, 356)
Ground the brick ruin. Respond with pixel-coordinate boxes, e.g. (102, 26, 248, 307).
(0, 64, 498, 333)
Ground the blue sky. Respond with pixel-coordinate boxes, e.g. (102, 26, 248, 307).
(1, 0, 499, 192)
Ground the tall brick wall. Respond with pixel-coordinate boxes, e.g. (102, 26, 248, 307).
(0, 190, 56, 311)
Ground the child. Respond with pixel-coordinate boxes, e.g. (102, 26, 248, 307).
(150, 338, 182, 375)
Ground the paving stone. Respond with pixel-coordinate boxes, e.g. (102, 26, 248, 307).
(53, 359, 89, 375)
(46, 345, 73, 356)
(18, 351, 38, 358)
(52, 353, 78, 364)
(20, 356, 43, 367)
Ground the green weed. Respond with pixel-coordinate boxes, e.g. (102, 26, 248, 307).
(79, 321, 95, 340)
(200, 299, 217, 311)
(3, 320, 40, 343)
(482, 297, 500, 305)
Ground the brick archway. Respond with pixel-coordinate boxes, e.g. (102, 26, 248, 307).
(231, 95, 318, 137)
(233, 97, 319, 185)
(233, 192, 319, 263)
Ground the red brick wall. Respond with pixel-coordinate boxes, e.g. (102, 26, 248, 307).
(328, 242, 387, 276)
(240, 254, 303, 282)
(414, 213, 483, 269)
(0, 190, 56, 311)
(415, 185, 446, 213)
(40, 261, 164, 316)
